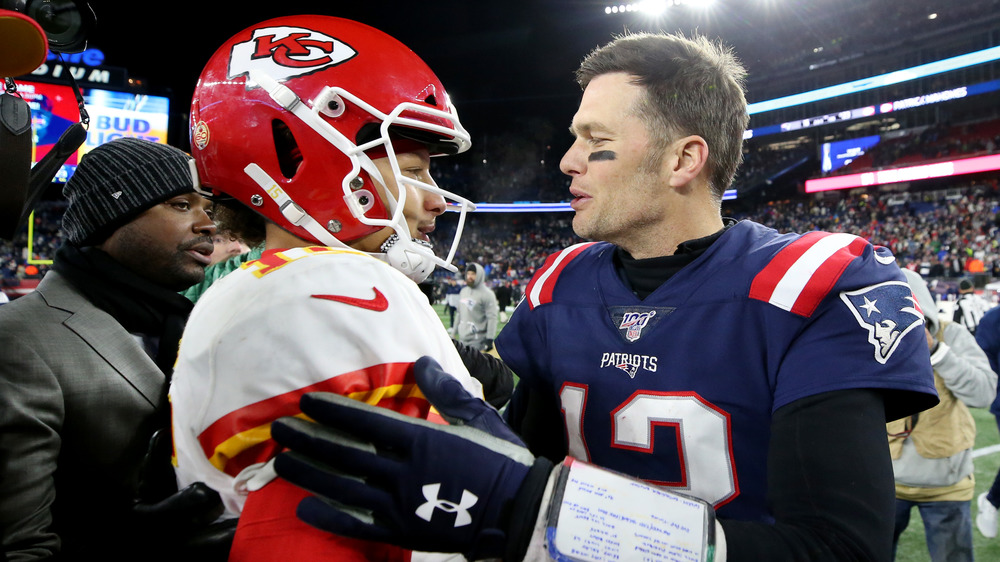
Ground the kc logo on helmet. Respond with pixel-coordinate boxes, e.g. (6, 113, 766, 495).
(228, 25, 358, 83)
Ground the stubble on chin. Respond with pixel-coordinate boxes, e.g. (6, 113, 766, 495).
(571, 212, 593, 241)
(161, 252, 208, 292)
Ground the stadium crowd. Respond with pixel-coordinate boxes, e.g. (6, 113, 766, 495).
(14, 111, 1000, 298)
(424, 179, 1000, 302)
(749, 183, 1000, 279)
(4, 178, 1000, 305)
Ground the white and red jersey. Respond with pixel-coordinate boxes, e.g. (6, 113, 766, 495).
(170, 246, 481, 560)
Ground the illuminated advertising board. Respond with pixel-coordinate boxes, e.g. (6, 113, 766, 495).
(18, 81, 82, 178)
(747, 45, 1000, 115)
(745, 79, 1000, 140)
(84, 89, 169, 148)
(17, 79, 171, 182)
(804, 153, 1000, 193)
(821, 135, 882, 173)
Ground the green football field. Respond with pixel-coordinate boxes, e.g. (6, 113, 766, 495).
(433, 303, 1000, 560)
(898, 406, 1000, 561)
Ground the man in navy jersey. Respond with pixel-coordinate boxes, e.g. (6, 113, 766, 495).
(270, 31, 939, 561)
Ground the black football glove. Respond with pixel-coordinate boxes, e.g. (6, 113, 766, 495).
(129, 428, 236, 560)
(272, 356, 552, 560)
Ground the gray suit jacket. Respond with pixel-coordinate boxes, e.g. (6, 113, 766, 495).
(0, 270, 167, 560)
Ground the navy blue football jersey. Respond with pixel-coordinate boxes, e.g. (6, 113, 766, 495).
(496, 220, 937, 523)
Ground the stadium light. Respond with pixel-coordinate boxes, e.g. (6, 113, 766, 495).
(642, 0, 667, 16)
(603, 0, 689, 17)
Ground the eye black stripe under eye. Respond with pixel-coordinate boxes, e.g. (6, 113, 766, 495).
(589, 150, 617, 162)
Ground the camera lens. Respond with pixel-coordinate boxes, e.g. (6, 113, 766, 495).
(23, 0, 93, 53)
(28, 1, 77, 41)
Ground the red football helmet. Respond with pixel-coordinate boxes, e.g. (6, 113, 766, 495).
(190, 15, 474, 281)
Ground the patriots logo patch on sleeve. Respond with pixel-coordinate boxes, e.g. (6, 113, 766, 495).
(840, 281, 924, 364)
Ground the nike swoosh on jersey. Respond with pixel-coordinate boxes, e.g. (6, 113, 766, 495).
(311, 287, 389, 311)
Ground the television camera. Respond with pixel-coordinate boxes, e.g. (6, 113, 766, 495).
(1, 0, 95, 239)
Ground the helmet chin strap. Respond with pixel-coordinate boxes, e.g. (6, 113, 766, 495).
(244, 163, 346, 249)
(378, 233, 438, 284)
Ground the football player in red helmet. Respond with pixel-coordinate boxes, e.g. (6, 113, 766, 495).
(188, 15, 475, 282)
(169, 15, 483, 562)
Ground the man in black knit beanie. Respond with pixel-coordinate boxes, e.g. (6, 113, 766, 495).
(0, 137, 232, 561)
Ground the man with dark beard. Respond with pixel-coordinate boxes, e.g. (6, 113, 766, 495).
(0, 137, 230, 561)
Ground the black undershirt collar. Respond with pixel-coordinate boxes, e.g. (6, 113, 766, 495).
(615, 218, 737, 299)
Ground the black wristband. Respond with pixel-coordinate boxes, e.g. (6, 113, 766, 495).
(504, 456, 555, 561)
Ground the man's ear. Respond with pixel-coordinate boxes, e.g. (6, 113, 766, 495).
(666, 135, 709, 188)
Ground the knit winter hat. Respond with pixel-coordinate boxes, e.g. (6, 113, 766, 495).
(61, 137, 199, 246)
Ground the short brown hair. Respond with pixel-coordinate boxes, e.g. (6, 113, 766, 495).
(211, 199, 266, 249)
(576, 32, 749, 200)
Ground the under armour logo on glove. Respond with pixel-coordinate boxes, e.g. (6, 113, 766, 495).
(271, 356, 554, 560)
(415, 484, 478, 527)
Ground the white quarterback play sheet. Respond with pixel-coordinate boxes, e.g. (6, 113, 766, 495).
(547, 458, 713, 562)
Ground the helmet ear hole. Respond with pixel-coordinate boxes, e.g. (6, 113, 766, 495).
(272, 120, 303, 179)
(353, 189, 376, 213)
(424, 94, 437, 106)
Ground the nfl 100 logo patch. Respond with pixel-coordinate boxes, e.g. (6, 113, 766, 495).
(609, 306, 673, 343)
(620, 310, 655, 342)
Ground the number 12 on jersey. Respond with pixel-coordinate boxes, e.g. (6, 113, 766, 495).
(560, 384, 738, 506)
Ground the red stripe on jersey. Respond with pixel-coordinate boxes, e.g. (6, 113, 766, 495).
(792, 236, 868, 316)
(197, 362, 429, 476)
(525, 242, 596, 309)
(224, 439, 276, 479)
(750, 231, 869, 317)
(749, 231, 829, 303)
(525, 251, 566, 309)
(220, 392, 433, 477)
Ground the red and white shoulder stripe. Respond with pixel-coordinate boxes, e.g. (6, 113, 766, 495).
(525, 242, 597, 309)
(749, 231, 870, 317)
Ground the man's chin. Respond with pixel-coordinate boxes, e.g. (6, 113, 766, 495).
(571, 216, 594, 241)
(169, 266, 208, 293)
